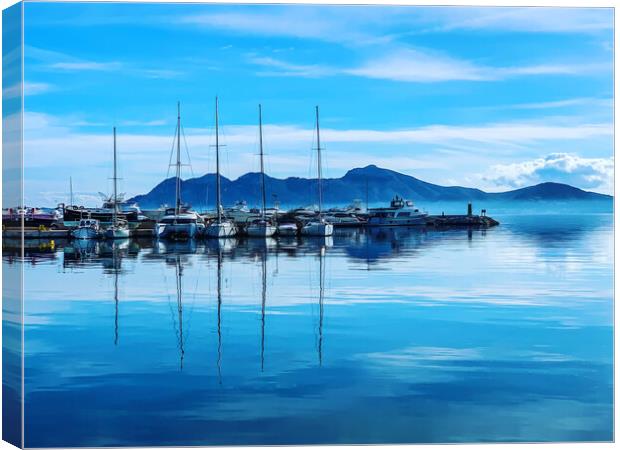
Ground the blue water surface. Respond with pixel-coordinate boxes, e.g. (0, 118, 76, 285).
(12, 208, 613, 447)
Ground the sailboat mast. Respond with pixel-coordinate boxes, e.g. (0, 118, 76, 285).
(216, 248, 223, 383)
(315, 106, 323, 215)
(215, 97, 222, 223)
(176, 256, 184, 369)
(261, 249, 267, 371)
(318, 245, 325, 366)
(259, 104, 266, 219)
(175, 102, 182, 215)
(69, 176, 73, 206)
(113, 127, 118, 224)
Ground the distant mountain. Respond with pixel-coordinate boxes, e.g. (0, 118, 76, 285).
(127, 165, 612, 208)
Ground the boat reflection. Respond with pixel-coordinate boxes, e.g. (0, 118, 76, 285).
(3, 227, 493, 268)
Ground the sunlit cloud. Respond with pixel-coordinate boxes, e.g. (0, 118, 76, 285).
(482, 153, 614, 192)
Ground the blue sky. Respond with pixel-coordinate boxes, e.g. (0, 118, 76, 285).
(17, 3, 614, 206)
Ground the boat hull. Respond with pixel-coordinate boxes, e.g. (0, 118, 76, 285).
(277, 224, 298, 236)
(367, 215, 428, 226)
(71, 227, 101, 240)
(301, 222, 334, 236)
(205, 221, 237, 238)
(156, 223, 200, 240)
(104, 227, 130, 240)
(246, 224, 277, 237)
(63, 206, 139, 223)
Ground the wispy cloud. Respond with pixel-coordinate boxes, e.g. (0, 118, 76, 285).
(423, 7, 613, 34)
(49, 61, 123, 72)
(26, 45, 184, 78)
(487, 97, 613, 111)
(21, 110, 613, 205)
(3, 81, 55, 98)
(248, 55, 332, 78)
(250, 49, 607, 83)
(120, 119, 168, 127)
(482, 152, 614, 192)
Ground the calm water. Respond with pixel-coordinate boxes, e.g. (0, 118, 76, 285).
(8, 211, 613, 446)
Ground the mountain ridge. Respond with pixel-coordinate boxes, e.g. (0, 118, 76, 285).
(127, 164, 612, 208)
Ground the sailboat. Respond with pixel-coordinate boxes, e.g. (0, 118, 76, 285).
(156, 102, 206, 240)
(247, 104, 277, 238)
(104, 127, 130, 239)
(205, 97, 237, 238)
(301, 106, 333, 237)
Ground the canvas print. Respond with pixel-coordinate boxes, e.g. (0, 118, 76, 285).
(2, 2, 614, 447)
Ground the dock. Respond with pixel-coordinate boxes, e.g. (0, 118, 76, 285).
(425, 214, 499, 227)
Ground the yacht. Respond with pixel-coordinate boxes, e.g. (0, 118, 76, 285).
(322, 212, 366, 227)
(104, 127, 131, 240)
(224, 201, 257, 223)
(247, 104, 277, 238)
(277, 222, 298, 236)
(301, 106, 333, 237)
(367, 196, 428, 226)
(71, 218, 102, 240)
(2, 207, 61, 228)
(156, 102, 206, 240)
(205, 97, 238, 239)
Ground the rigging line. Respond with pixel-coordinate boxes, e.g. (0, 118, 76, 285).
(180, 124, 195, 178)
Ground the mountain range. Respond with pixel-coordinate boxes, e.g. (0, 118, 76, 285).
(127, 165, 612, 208)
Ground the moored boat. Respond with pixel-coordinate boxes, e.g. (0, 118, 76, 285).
(205, 97, 238, 239)
(156, 103, 206, 240)
(367, 195, 428, 226)
(71, 218, 102, 240)
(2, 207, 62, 228)
(104, 127, 131, 240)
(301, 106, 333, 237)
(246, 104, 277, 238)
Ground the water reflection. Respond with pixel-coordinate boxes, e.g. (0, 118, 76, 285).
(13, 214, 614, 446)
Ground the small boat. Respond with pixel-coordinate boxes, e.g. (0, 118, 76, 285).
(246, 104, 277, 238)
(322, 212, 366, 227)
(104, 128, 131, 240)
(277, 222, 298, 236)
(301, 106, 333, 237)
(104, 219, 130, 239)
(367, 195, 428, 226)
(224, 201, 257, 223)
(205, 97, 238, 239)
(301, 219, 333, 236)
(71, 218, 102, 240)
(156, 103, 206, 240)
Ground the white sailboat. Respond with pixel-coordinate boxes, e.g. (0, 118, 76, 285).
(301, 106, 333, 237)
(104, 127, 130, 240)
(205, 97, 237, 238)
(156, 102, 206, 240)
(247, 104, 277, 238)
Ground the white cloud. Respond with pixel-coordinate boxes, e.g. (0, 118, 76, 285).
(425, 7, 613, 34)
(49, 61, 122, 71)
(248, 55, 332, 78)
(250, 50, 607, 83)
(3, 81, 54, 98)
(26, 45, 184, 78)
(482, 153, 614, 192)
(21, 110, 613, 205)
